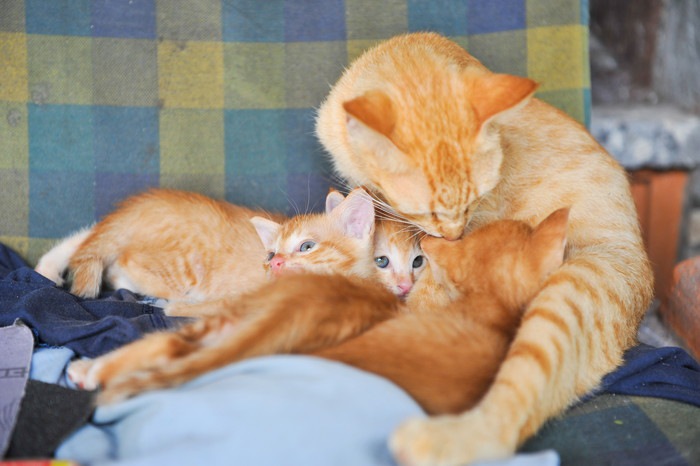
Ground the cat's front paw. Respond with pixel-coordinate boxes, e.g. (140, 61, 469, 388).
(67, 358, 105, 390)
(390, 412, 514, 466)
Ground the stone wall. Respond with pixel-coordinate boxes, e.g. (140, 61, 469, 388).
(590, 0, 700, 261)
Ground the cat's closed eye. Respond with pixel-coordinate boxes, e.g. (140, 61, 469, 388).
(375, 256, 390, 268)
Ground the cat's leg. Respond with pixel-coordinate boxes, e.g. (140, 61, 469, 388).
(67, 315, 229, 390)
(390, 250, 653, 465)
(95, 274, 401, 404)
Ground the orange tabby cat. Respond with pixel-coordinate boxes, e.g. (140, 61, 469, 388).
(147, 188, 377, 318)
(372, 218, 426, 298)
(326, 189, 427, 298)
(315, 32, 654, 464)
(67, 209, 568, 416)
(35, 188, 376, 316)
(35, 189, 284, 310)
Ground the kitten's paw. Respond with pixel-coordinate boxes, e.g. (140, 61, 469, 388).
(67, 358, 107, 390)
(390, 413, 514, 466)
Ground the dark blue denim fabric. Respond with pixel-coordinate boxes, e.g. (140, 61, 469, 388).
(0, 244, 185, 357)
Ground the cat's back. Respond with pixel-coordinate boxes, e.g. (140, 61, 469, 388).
(324, 33, 485, 96)
(108, 189, 268, 246)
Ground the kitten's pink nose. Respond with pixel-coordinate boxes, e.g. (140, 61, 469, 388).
(397, 280, 413, 297)
(270, 255, 286, 274)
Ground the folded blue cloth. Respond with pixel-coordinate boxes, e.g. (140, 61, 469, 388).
(0, 244, 184, 358)
(599, 343, 700, 407)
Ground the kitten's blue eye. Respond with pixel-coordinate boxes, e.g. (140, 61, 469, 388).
(266, 252, 275, 262)
(412, 255, 424, 268)
(375, 256, 389, 268)
(299, 241, 316, 252)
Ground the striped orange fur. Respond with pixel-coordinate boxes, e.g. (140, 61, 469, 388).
(316, 32, 653, 465)
(67, 208, 569, 420)
(35, 188, 378, 317)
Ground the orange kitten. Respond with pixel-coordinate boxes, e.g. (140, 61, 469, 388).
(35, 188, 376, 317)
(325, 189, 427, 298)
(317, 208, 569, 414)
(36, 189, 282, 307)
(66, 209, 568, 414)
(372, 218, 426, 298)
(252, 187, 376, 281)
(162, 188, 379, 318)
(316, 32, 653, 464)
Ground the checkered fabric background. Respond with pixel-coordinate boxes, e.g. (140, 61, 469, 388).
(521, 394, 700, 465)
(0, 0, 590, 264)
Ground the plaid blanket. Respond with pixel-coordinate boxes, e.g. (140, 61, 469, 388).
(522, 394, 700, 465)
(0, 0, 590, 264)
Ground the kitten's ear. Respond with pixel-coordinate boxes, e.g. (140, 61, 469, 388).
(469, 73, 538, 124)
(325, 189, 345, 214)
(343, 90, 396, 139)
(250, 217, 281, 250)
(531, 207, 570, 276)
(331, 188, 375, 240)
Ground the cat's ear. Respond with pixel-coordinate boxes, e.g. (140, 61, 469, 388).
(343, 90, 396, 139)
(469, 73, 538, 125)
(325, 189, 345, 214)
(531, 207, 570, 276)
(343, 91, 411, 174)
(331, 188, 375, 240)
(250, 217, 281, 251)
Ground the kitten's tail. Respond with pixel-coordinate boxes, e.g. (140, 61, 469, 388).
(35, 227, 93, 287)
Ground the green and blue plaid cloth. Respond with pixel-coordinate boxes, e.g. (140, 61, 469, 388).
(0, 0, 590, 264)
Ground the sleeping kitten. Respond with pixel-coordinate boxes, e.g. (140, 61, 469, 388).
(316, 32, 653, 465)
(66, 209, 568, 414)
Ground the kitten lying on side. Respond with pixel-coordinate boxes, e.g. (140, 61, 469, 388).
(67, 208, 568, 414)
(317, 208, 569, 414)
(139, 187, 377, 318)
(35, 189, 284, 310)
(35, 188, 376, 316)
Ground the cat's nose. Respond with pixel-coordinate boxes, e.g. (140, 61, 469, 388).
(438, 223, 464, 241)
(270, 255, 285, 272)
(397, 280, 413, 296)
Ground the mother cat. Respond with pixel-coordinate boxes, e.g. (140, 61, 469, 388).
(316, 32, 653, 465)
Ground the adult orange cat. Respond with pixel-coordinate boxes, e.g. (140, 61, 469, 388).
(315, 32, 653, 465)
(67, 209, 569, 419)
